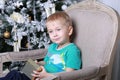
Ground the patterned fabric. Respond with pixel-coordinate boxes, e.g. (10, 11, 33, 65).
(44, 43, 81, 73)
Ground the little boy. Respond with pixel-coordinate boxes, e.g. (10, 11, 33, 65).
(31, 11, 82, 79)
(0, 11, 82, 80)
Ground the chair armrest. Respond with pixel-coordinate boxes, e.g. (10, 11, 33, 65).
(9, 49, 47, 61)
(54, 66, 100, 80)
(0, 49, 47, 77)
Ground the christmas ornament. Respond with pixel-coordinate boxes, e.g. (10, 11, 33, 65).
(25, 42, 29, 48)
(3, 30, 10, 39)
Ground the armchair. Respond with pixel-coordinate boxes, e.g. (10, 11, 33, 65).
(0, 0, 119, 80)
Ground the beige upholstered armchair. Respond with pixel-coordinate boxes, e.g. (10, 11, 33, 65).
(0, 0, 119, 80)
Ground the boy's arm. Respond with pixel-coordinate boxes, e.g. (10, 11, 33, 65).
(66, 68, 75, 72)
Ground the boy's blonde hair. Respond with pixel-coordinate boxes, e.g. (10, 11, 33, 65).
(46, 11, 72, 27)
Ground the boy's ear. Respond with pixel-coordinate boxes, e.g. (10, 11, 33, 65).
(68, 26, 73, 36)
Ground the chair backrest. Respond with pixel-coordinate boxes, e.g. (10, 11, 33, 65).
(65, 0, 118, 70)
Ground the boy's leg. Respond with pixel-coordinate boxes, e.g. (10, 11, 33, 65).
(0, 70, 30, 80)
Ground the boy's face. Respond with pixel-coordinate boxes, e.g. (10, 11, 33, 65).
(47, 20, 73, 46)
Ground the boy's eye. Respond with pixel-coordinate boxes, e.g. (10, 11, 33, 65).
(57, 28, 61, 31)
(48, 30, 53, 34)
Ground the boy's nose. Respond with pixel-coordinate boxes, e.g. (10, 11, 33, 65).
(53, 31, 57, 37)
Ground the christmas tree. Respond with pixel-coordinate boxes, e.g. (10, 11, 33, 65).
(0, 0, 81, 52)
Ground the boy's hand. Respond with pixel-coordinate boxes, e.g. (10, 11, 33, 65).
(31, 66, 43, 80)
(31, 66, 53, 80)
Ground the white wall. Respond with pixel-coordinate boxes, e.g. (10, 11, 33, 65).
(98, 0, 120, 15)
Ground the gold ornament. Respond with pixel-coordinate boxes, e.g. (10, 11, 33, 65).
(29, 16, 32, 21)
(3, 30, 11, 38)
(25, 42, 29, 48)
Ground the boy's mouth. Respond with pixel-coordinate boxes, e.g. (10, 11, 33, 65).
(53, 37, 61, 41)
